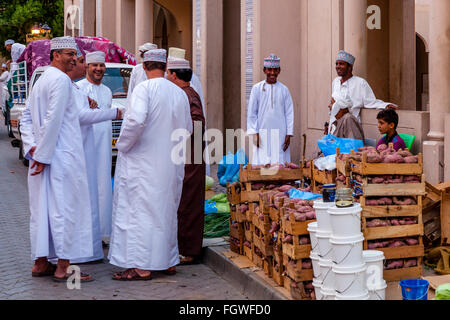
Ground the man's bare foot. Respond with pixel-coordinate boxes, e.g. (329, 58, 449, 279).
(53, 259, 93, 282)
(112, 268, 152, 281)
(163, 266, 176, 275)
(32, 257, 49, 274)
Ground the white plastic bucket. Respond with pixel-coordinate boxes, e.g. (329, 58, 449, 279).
(307, 222, 319, 254)
(313, 200, 334, 232)
(333, 263, 367, 296)
(363, 250, 385, 285)
(318, 258, 335, 291)
(330, 233, 364, 267)
(367, 280, 387, 300)
(316, 230, 333, 260)
(310, 251, 322, 281)
(313, 278, 323, 300)
(335, 291, 370, 300)
(320, 287, 336, 300)
(328, 204, 362, 237)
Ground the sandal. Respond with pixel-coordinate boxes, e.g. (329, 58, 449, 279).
(53, 272, 94, 283)
(32, 262, 57, 277)
(112, 268, 152, 281)
(162, 266, 177, 276)
(179, 255, 196, 265)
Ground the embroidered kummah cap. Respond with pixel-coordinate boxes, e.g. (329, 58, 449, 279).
(86, 51, 106, 64)
(139, 43, 158, 53)
(167, 56, 190, 70)
(4, 39, 15, 46)
(50, 36, 78, 51)
(143, 49, 167, 63)
(336, 50, 356, 65)
(168, 47, 186, 59)
(264, 54, 281, 68)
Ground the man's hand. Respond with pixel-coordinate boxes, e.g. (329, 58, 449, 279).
(115, 108, 123, 120)
(88, 97, 98, 109)
(386, 104, 398, 110)
(328, 98, 335, 111)
(30, 160, 46, 176)
(283, 135, 292, 152)
(253, 134, 260, 148)
(29, 146, 36, 158)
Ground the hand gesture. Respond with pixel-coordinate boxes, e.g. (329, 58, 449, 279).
(254, 133, 260, 148)
(386, 104, 398, 110)
(328, 98, 335, 111)
(30, 160, 46, 176)
(283, 135, 291, 152)
(88, 97, 98, 109)
(29, 146, 36, 157)
(115, 108, 123, 120)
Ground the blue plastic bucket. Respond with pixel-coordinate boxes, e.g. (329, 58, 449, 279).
(399, 279, 429, 300)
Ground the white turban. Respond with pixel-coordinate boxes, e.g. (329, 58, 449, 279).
(143, 49, 167, 63)
(51, 36, 78, 51)
(168, 47, 186, 59)
(5, 39, 14, 46)
(167, 57, 190, 70)
(86, 51, 106, 64)
(139, 43, 157, 53)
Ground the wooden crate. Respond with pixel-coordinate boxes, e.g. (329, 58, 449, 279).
(360, 195, 423, 218)
(232, 206, 248, 223)
(282, 236, 312, 260)
(252, 247, 264, 268)
(240, 182, 263, 203)
(264, 256, 273, 278)
(363, 223, 424, 240)
(243, 243, 253, 261)
(281, 208, 315, 236)
(229, 218, 244, 239)
(243, 221, 253, 242)
(301, 159, 313, 179)
(349, 151, 423, 175)
(366, 243, 424, 260)
(383, 257, 423, 282)
(336, 148, 351, 177)
(253, 231, 274, 257)
(313, 167, 337, 185)
(272, 259, 284, 286)
(435, 182, 450, 246)
(283, 255, 314, 282)
(226, 182, 241, 205)
(229, 236, 243, 255)
(282, 276, 312, 300)
(358, 175, 426, 197)
(240, 164, 303, 183)
(252, 212, 271, 234)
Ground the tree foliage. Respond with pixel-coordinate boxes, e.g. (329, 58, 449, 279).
(0, 0, 64, 57)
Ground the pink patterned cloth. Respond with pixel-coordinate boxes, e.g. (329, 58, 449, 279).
(17, 36, 137, 79)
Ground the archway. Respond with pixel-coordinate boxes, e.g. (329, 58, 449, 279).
(416, 33, 429, 111)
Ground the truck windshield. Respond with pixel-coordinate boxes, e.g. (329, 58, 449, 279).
(102, 67, 132, 98)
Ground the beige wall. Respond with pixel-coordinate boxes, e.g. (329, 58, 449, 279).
(116, 0, 136, 52)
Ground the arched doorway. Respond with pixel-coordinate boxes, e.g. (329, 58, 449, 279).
(416, 33, 429, 111)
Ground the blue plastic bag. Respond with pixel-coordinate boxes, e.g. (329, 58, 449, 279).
(317, 135, 364, 156)
(217, 149, 248, 187)
(287, 189, 323, 200)
(205, 200, 218, 214)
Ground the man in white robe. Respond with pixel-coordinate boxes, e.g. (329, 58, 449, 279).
(329, 50, 397, 134)
(68, 49, 123, 264)
(0, 64, 9, 111)
(77, 52, 114, 241)
(167, 47, 210, 176)
(126, 42, 158, 106)
(109, 49, 193, 281)
(247, 54, 294, 165)
(19, 36, 94, 282)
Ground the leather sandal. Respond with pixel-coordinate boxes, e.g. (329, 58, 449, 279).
(112, 268, 152, 281)
(32, 262, 57, 277)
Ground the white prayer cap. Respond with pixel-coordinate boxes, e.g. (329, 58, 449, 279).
(50, 36, 78, 51)
(336, 50, 355, 65)
(5, 39, 14, 46)
(86, 51, 106, 64)
(139, 43, 157, 53)
(167, 56, 190, 70)
(143, 49, 167, 63)
(2, 64, 6, 68)
(264, 54, 281, 68)
(168, 47, 186, 59)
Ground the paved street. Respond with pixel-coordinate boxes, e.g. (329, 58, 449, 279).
(0, 123, 246, 300)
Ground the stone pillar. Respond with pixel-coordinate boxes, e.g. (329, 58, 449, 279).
(135, 0, 154, 55)
(423, 0, 450, 184)
(116, 0, 135, 52)
(428, 0, 450, 140)
(344, 0, 367, 78)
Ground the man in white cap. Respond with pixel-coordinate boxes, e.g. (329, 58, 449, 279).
(330, 50, 397, 133)
(168, 47, 210, 175)
(247, 54, 294, 165)
(67, 48, 123, 264)
(77, 51, 114, 244)
(166, 56, 205, 265)
(0, 64, 9, 111)
(109, 49, 192, 280)
(126, 42, 158, 103)
(19, 36, 94, 282)
(5, 39, 26, 65)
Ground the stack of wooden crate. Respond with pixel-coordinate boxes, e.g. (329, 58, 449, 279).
(350, 151, 426, 281)
(279, 202, 316, 300)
